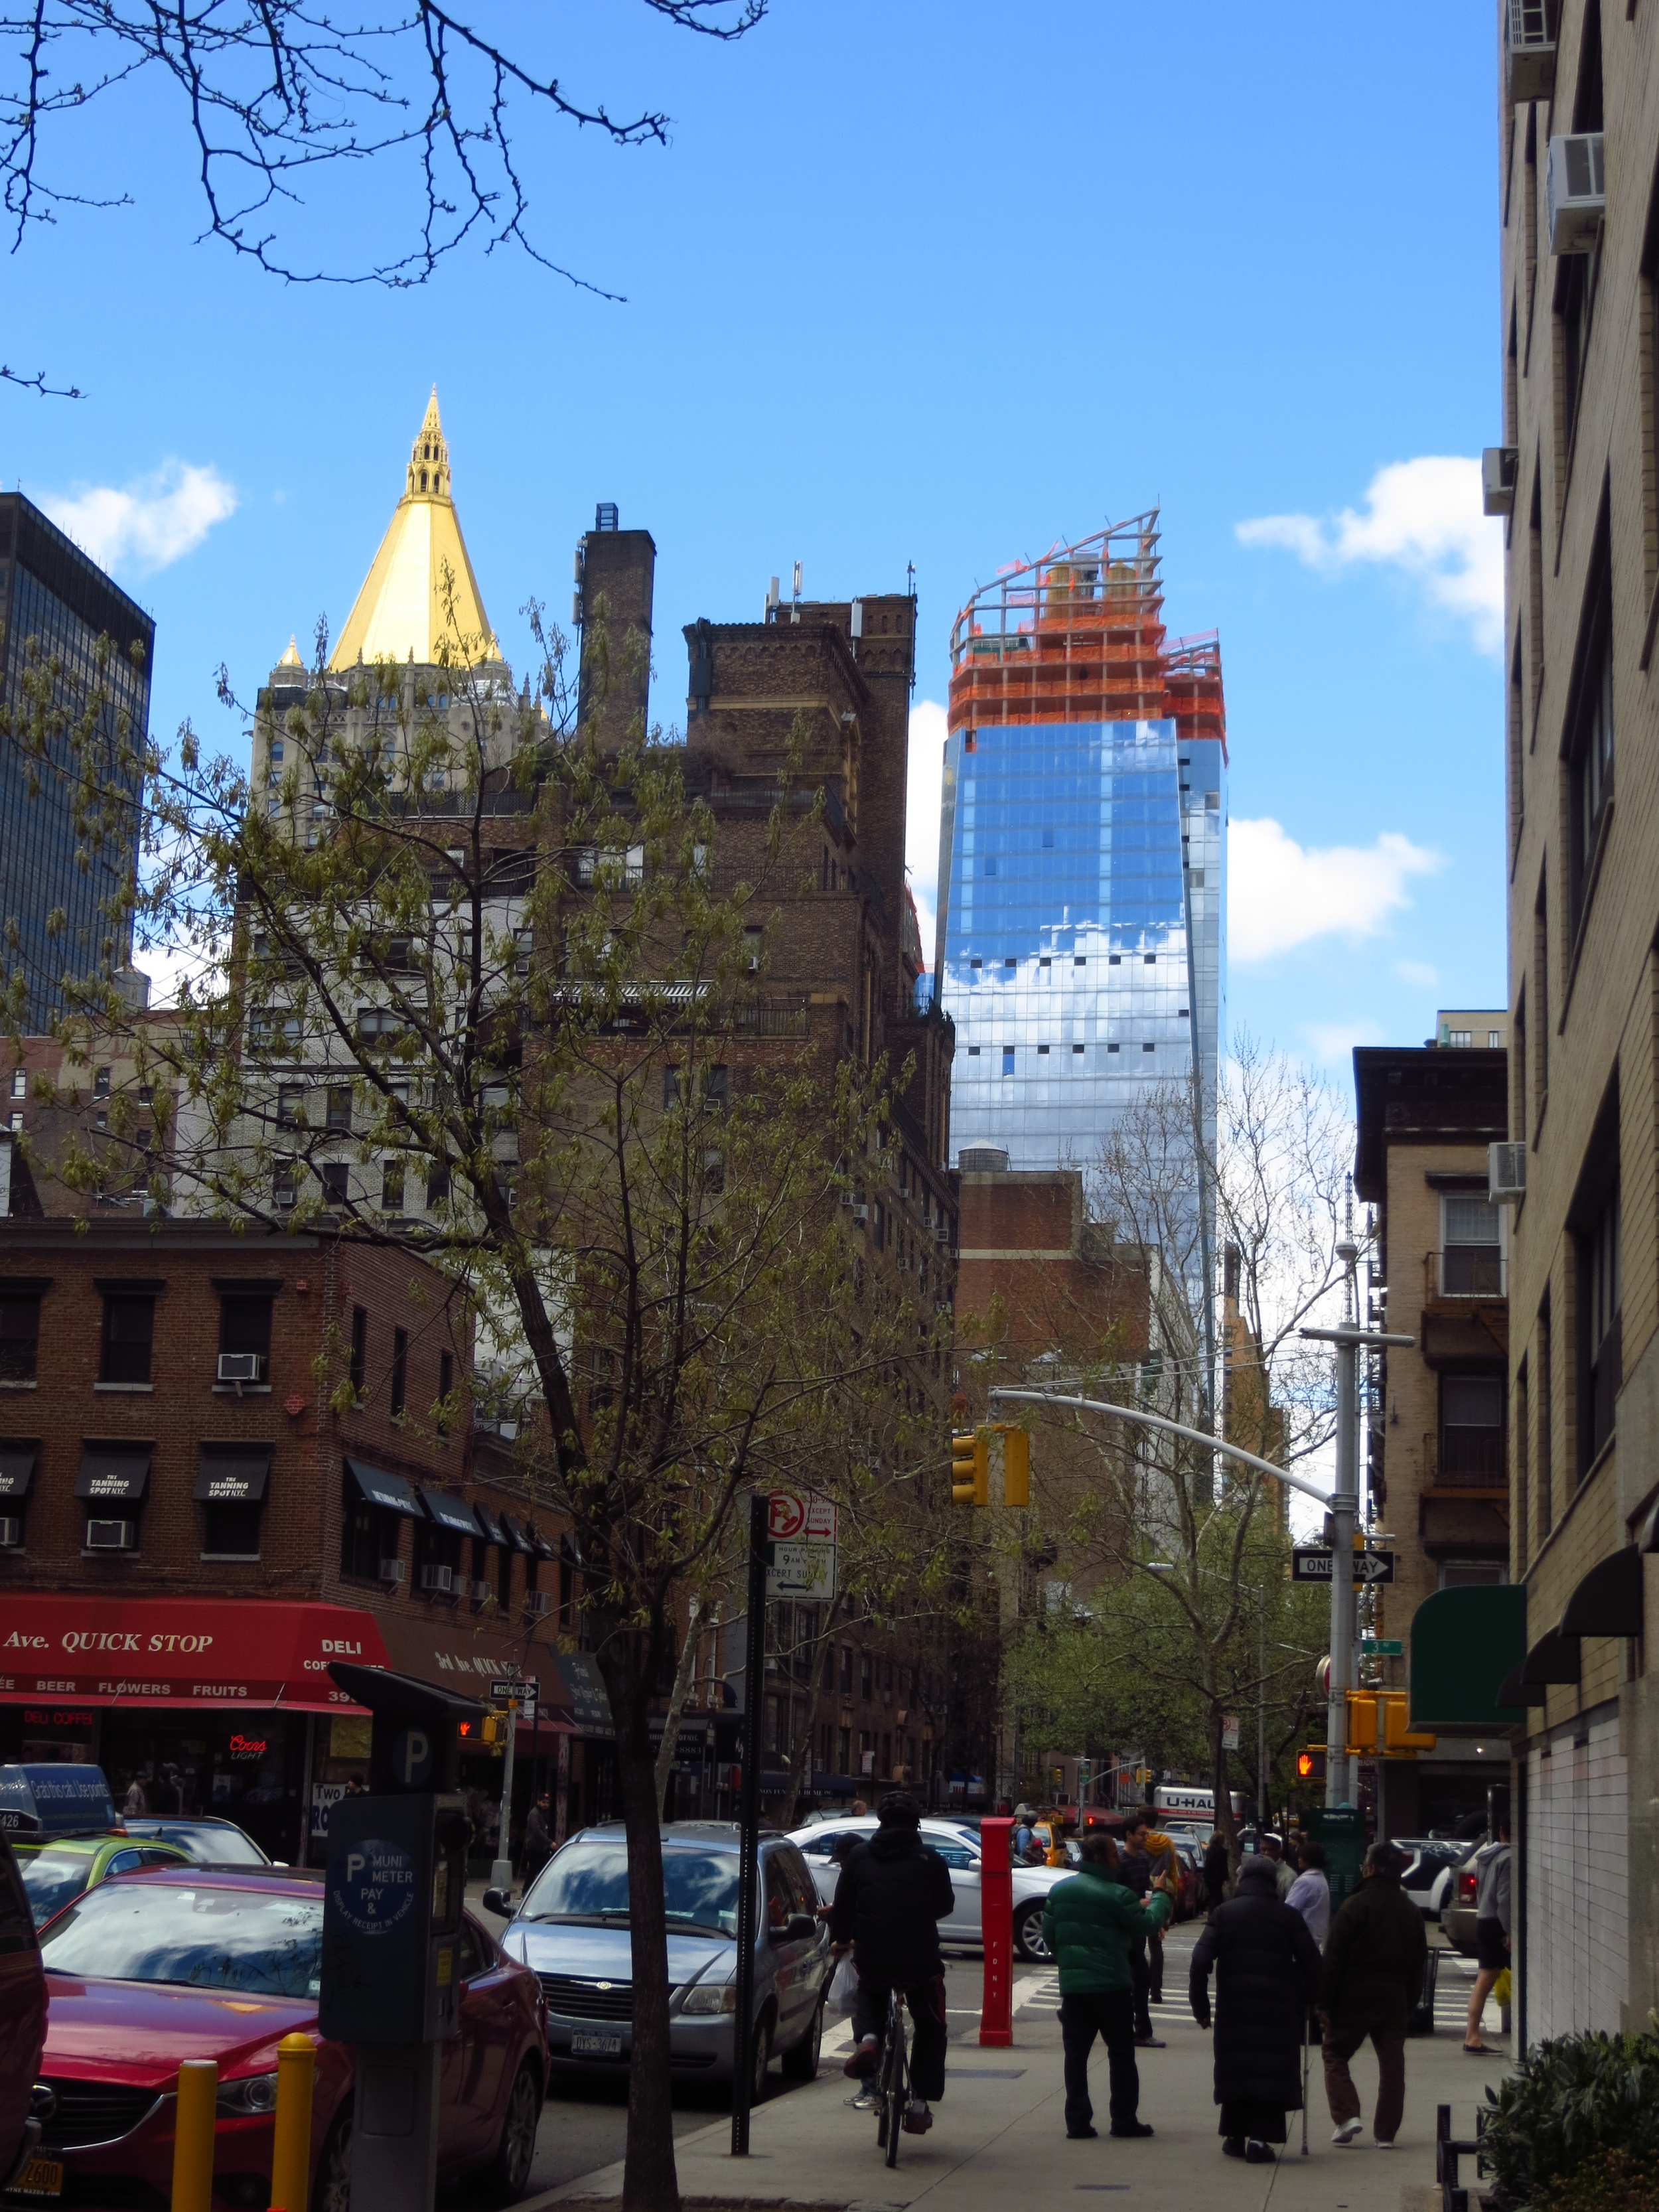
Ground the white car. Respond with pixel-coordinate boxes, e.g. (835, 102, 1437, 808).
(787, 1815, 1075, 1962)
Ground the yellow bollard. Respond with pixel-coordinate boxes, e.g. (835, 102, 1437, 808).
(171, 2059, 218, 2212)
(269, 2033, 317, 2212)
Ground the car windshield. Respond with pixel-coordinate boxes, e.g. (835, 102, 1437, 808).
(39, 1883, 323, 1998)
(19, 1849, 93, 1928)
(522, 1844, 738, 1935)
(170, 1827, 268, 1866)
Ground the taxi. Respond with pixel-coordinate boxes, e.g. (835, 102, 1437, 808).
(0, 1763, 192, 1928)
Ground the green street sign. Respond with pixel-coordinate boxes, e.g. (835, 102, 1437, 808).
(1361, 1638, 1404, 1657)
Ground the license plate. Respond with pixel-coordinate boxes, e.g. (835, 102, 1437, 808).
(8, 2155, 65, 2200)
(570, 2031, 622, 2058)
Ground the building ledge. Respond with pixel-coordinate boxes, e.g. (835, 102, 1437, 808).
(94, 1381, 153, 1394)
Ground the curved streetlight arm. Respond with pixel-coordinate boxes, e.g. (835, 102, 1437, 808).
(985, 1387, 1330, 1506)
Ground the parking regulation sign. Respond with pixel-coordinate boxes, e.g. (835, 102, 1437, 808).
(765, 1491, 837, 1600)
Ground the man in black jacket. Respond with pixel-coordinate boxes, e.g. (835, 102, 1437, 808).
(830, 1794, 955, 2134)
(1319, 1840, 1427, 2146)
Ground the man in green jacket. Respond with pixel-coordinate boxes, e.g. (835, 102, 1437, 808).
(1043, 1830, 1175, 2140)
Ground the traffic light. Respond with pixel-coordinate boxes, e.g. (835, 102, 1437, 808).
(1381, 1693, 1437, 1755)
(1001, 1426, 1031, 1508)
(1345, 1690, 1380, 1755)
(952, 1430, 989, 1505)
(1296, 1747, 1326, 1783)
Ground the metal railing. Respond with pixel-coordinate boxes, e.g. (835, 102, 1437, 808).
(1424, 1248, 1507, 1300)
(1423, 1431, 1508, 1488)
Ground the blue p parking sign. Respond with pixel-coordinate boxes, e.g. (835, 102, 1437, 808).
(328, 1836, 419, 1937)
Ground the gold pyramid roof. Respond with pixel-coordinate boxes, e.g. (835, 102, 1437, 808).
(328, 390, 498, 672)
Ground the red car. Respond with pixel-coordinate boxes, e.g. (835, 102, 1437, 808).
(29, 1864, 546, 2211)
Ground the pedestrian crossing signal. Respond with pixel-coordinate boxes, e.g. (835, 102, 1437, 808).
(952, 1431, 989, 1505)
(1297, 1747, 1326, 1783)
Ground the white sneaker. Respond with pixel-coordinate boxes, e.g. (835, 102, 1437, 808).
(1332, 2120, 1363, 2145)
(1377, 2139, 1396, 2150)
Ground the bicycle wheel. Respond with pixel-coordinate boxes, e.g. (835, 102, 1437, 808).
(883, 1996, 908, 2170)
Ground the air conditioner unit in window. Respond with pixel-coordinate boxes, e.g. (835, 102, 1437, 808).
(1489, 1141, 1528, 1204)
(470, 1579, 492, 1604)
(1548, 132, 1605, 254)
(86, 1519, 135, 1552)
(1506, 0, 1555, 102)
(0, 1517, 21, 1548)
(849, 1203, 869, 1224)
(217, 1352, 263, 1384)
(523, 1591, 551, 1620)
(379, 1556, 408, 1584)
(419, 1564, 454, 1594)
(1482, 447, 1518, 518)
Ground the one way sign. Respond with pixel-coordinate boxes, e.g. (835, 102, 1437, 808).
(1292, 1546, 1396, 1586)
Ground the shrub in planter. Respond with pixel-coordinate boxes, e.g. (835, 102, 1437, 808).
(1483, 2033, 1659, 2209)
(1533, 2146, 1659, 2212)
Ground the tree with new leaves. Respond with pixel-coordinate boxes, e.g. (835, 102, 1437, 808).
(1007, 1043, 1353, 1857)
(9, 594, 944, 2212)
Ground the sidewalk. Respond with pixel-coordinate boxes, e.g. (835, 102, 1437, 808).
(523, 1923, 1509, 2212)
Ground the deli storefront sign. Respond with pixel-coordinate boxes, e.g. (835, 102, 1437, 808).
(0, 1595, 392, 1710)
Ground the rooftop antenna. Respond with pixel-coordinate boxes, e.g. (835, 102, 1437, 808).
(791, 560, 802, 623)
(766, 575, 780, 621)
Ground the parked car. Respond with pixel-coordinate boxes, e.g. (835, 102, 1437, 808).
(496, 1822, 830, 2105)
(1444, 1836, 1502, 1955)
(119, 1816, 271, 1866)
(31, 1864, 547, 2209)
(13, 1833, 194, 1927)
(0, 1832, 46, 2198)
(1394, 1837, 1466, 1920)
(788, 1814, 1074, 1962)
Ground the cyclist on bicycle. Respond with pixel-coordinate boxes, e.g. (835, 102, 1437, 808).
(830, 1792, 954, 2134)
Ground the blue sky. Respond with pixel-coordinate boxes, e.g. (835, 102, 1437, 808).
(2, 1, 1504, 1068)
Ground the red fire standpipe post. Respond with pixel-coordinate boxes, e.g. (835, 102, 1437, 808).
(978, 1815, 1015, 2047)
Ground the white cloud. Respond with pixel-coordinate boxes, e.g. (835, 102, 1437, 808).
(1237, 457, 1504, 654)
(1305, 1019, 1386, 1065)
(42, 459, 238, 576)
(1229, 816, 1443, 963)
(906, 698, 948, 964)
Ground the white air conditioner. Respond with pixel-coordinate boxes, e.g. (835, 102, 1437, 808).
(217, 1351, 263, 1384)
(1506, 0, 1555, 102)
(849, 1203, 869, 1223)
(86, 1519, 135, 1552)
(470, 1579, 492, 1604)
(1489, 1141, 1528, 1204)
(419, 1564, 454, 1594)
(379, 1556, 408, 1584)
(523, 1591, 551, 1620)
(1482, 447, 1518, 518)
(934, 1221, 951, 1245)
(0, 1517, 21, 1548)
(1548, 132, 1605, 254)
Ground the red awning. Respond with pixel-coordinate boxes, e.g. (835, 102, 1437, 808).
(0, 1595, 390, 1712)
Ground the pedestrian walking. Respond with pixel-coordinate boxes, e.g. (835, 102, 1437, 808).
(1285, 1840, 1332, 1946)
(1463, 1812, 1512, 2054)
(1203, 1830, 1230, 1913)
(1012, 1805, 1037, 1861)
(832, 1793, 954, 2136)
(1043, 1830, 1175, 2140)
(1319, 1839, 1427, 2146)
(1118, 1810, 1169, 2043)
(1260, 1834, 1295, 1899)
(522, 1791, 553, 1885)
(121, 1771, 149, 1818)
(1189, 1853, 1323, 2165)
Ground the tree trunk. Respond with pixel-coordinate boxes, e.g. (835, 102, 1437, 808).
(601, 1641, 681, 2212)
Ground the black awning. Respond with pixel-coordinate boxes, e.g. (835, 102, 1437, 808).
(1496, 1666, 1548, 1709)
(419, 1488, 481, 1539)
(472, 1504, 506, 1548)
(0, 1443, 38, 1499)
(194, 1447, 272, 1504)
(1559, 1545, 1644, 1639)
(1520, 1627, 1581, 1685)
(530, 1526, 555, 1560)
(344, 1457, 422, 1518)
(75, 1449, 151, 1503)
(499, 1512, 534, 1555)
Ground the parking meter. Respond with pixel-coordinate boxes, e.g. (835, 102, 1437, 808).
(320, 1664, 484, 2212)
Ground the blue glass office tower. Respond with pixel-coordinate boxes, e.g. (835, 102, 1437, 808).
(935, 514, 1226, 1175)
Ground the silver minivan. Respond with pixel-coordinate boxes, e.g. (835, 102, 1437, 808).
(496, 1822, 830, 2104)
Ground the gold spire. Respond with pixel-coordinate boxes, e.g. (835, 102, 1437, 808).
(278, 635, 303, 668)
(328, 389, 498, 672)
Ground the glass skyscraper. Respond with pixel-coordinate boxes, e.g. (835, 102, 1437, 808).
(0, 494, 153, 1026)
(934, 512, 1226, 1175)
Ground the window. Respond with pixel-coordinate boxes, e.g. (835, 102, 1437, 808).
(272, 1159, 297, 1211)
(437, 1350, 453, 1436)
(663, 1067, 682, 1108)
(859, 1651, 873, 1702)
(390, 1327, 408, 1420)
(837, 1726, 851, 1773)
(251, 1009, 302, 1051)
(1515, 1356, 1530, 1577)
(341, 1473, 395, 1580)
(326, 1085, 352, 1132)
(1441, 1196, 1504, 1294)
(0, 1294, 40, 1382)
(275, 1083, 304, 1128)
(743, 926, 764, 972)
(100, 1296, 155, 1384)
(349, 1306, 367, 1396)
(1440, 1561, 1509, 1589)
(839, 1645, 853, 1695)
(1440, 1375, 1506, 1483)
(1557, 248, 1592, 448)
(9, 1070, 23, 1100)
(1567, 559, 1614, 932)
(219, 1295, 273, 1377)
(1537, 1296, 1553, 1541)
(1580, 1189, 1621, 1471)
(202, 1501, 262, 1558)
(1534, 875, 1550, 1105)
(425, 1162, 451, 1208)
(1001, 1047, 1014, 1076)
(321, 1161, 349, 1205)
(497, 1543, 514, 1614)
(356, 1007, 404, 1043)
(1447, 1029, 1472, 1048)
(380, 1157, 405, 1214)
(707, 1065, 729, 1110)
(559, 1541, 575, 1632)
(93, 1067, 111, 1100)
